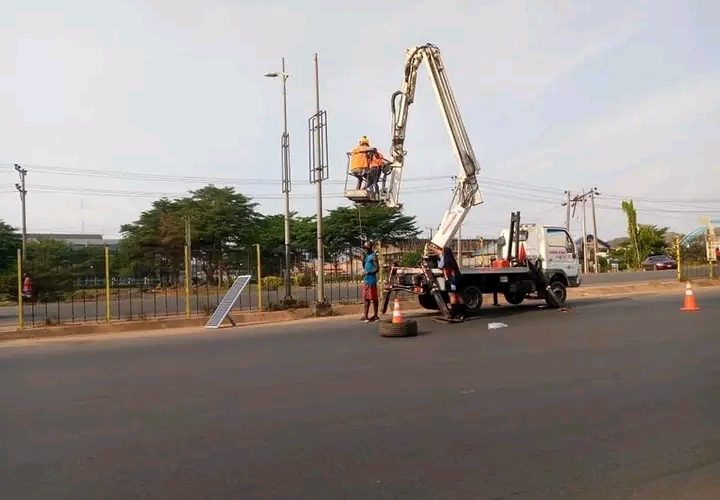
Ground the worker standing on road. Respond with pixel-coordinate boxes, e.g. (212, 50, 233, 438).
(360, 241, 380, 322)
(438, 246, 465, 321)
(349, 136, 375, 189)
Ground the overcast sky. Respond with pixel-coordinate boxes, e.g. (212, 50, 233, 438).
(1, 0, 718, 241)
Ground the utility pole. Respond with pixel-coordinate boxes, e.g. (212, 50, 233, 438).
(590, 188, 599, 274)
(308, 53, 329, 313)
(184, 216, 191, 318)
(564, 190, 572, 232)
(567, 187, 600, 273)
(265, 58, 293, 303)
(185, 216, 192, 270)
(14, 164, 27, 261)
(581, 190, 589, 274)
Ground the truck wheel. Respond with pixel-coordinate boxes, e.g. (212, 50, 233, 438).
(379, 319, 418, 338)
(503, 291, 524, 305)
(418, 294, 439, 310)
(544, 280, 567, 308)
(462, 286, 483, 314)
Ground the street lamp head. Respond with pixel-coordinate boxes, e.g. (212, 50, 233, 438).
(264, 71, 288, 79)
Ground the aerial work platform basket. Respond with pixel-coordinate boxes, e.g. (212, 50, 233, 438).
(343, 150, 394, 205)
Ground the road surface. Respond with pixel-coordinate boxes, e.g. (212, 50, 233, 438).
(0, 269, 680, 326)
(2, 289, 719, 498)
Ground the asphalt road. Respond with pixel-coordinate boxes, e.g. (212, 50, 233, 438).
(0, 269, 680, 326)
(580, 269, 676, 284)
(2, 289, 719, 499)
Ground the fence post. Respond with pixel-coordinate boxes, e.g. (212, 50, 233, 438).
(16, 248, 23, 330)
(255, 244, 262, 311)
(675, 236, 682, 281)
(104, 246, 111, 322)
(184, 245, 190, 318)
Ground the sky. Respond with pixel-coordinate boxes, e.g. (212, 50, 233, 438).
(1, 0, 718, 243)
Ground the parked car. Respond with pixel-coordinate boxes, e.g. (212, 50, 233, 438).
(642, 254, 677, 271)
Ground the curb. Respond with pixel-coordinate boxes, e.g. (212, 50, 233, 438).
(2, 279, 719, 342)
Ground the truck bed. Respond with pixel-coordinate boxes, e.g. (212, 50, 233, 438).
(394, 265, 532, 276)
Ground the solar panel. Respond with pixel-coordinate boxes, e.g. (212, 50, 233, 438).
(205, 275, 252, 329)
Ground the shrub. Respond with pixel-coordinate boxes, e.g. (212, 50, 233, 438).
(294, 273, 313, 287)
(260, 276, 283, 291)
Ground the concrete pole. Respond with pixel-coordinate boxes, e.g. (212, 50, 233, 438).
(581, 194, 589, 274)
(14, 164, 27, 262)
(591, 189, 599, 273)
(565, 190, 571, 233)
(280, 58, 293, 302)
(314, 53, 326, 304)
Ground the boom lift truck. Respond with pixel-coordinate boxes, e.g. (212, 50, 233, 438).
(344, 43, 581, 321)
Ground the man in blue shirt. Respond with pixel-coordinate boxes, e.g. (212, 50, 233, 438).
(361, 241, 379, 322)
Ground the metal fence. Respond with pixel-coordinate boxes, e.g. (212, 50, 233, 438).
(2, 242, 417, 328)
(678, 232, 718, 281)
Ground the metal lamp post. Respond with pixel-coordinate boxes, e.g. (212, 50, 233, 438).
(265, 59, 294, 303)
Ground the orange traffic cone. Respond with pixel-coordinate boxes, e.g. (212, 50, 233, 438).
(392, 298, 405, 324)
(518, 243, 527, 264)
(681, 281, 700, 311)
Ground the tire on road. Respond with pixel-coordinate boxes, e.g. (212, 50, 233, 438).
(544, 280, 567, 308)
(379, 319, 418, 338)
(503, 291, 524, 305)
(462, 286, 483, 315)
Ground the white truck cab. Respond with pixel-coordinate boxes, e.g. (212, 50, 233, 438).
(497, 224, 582, 287)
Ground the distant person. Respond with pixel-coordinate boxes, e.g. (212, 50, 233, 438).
(22, 273, 33, 299)
(715, 247, 719, 262)
(360, 241, 379, 322)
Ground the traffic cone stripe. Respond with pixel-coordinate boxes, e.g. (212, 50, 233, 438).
(392, 298, 404, 324)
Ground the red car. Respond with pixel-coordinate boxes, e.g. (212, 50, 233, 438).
(642, 255, 677, 271)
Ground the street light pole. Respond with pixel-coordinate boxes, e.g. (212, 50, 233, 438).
(313, 53, 326, 305)
(265, 59, 293, 303)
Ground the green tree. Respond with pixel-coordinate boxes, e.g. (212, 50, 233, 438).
(251, 213, 317, 277)
(621, 200, 641, 268)
(636, 224, 669, 261)
(323, 205, 420, 259)
(23, 239, 76, 300)
(678, 233, 706, 263)
(0, 220, 21, 298)
(0, 219, 20, 273)
(120, 185, 261, 284)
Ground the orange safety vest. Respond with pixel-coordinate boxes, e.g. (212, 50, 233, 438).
(349, 145, 374, 174)
(370, 150, 386, 169)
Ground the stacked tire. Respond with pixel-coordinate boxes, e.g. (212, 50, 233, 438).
(378, 319, 418, 338)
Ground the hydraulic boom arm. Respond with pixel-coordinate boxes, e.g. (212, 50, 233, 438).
(385, 43, 483, 252)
